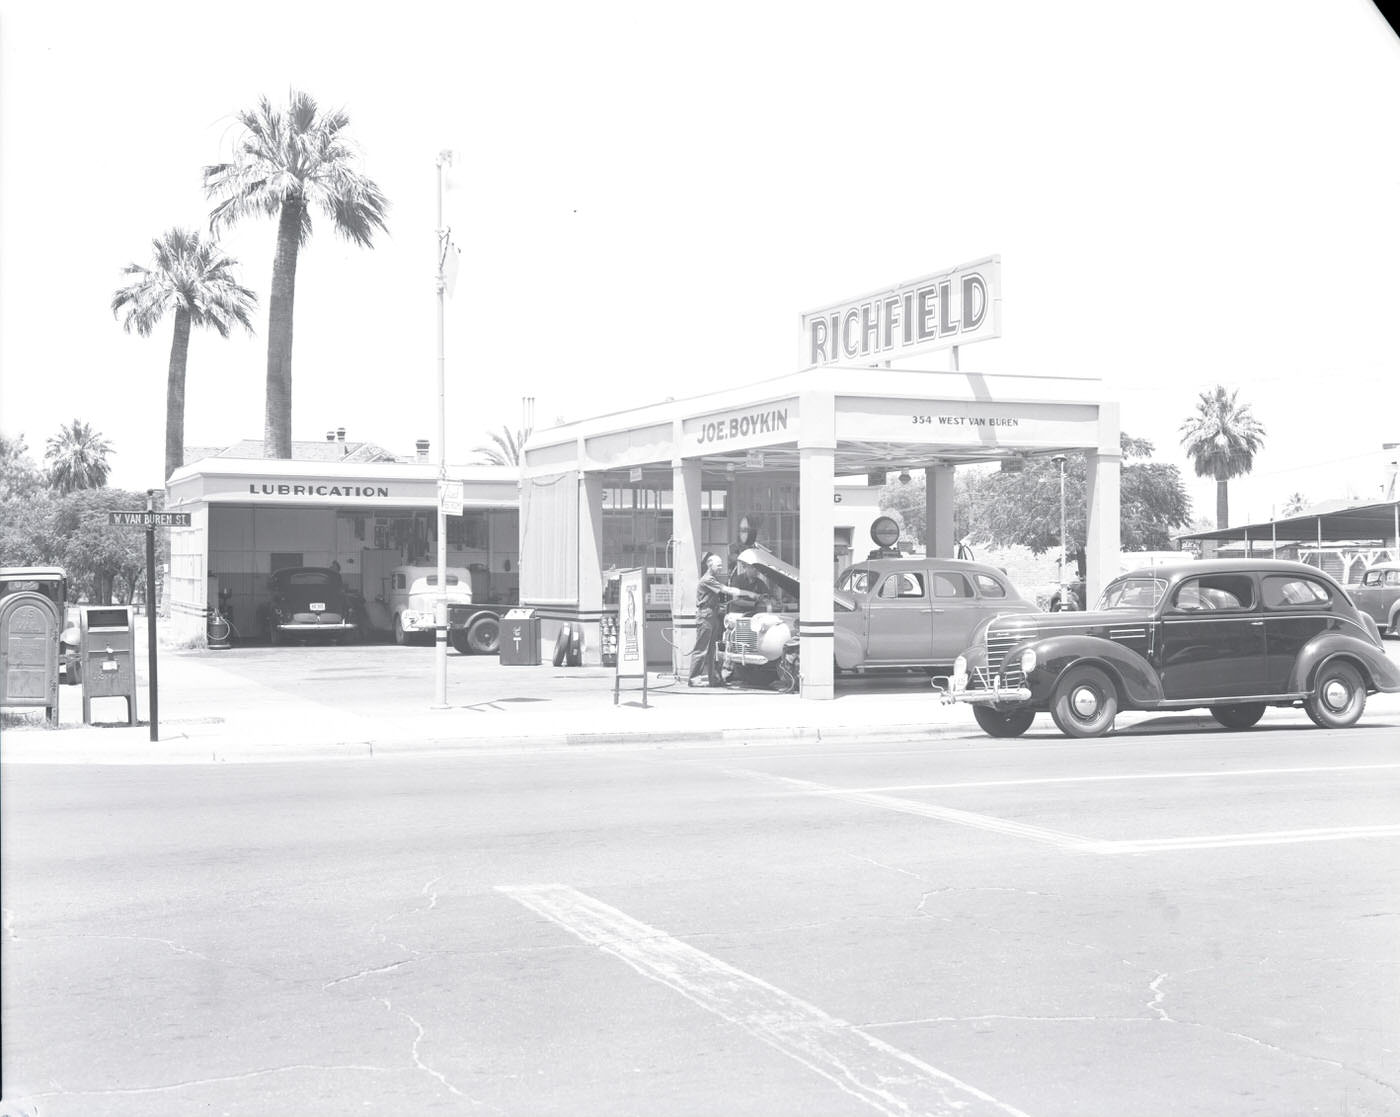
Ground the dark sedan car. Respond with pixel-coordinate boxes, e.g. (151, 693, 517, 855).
(257, 566, 358, 644)
(942, 559, 1400, 738)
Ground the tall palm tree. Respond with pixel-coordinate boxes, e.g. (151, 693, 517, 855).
(45, 420, 112, 494)
(112, 228, 258, 482)
(473, 425, 531, 467)
(1178, 386, 1267, 529)
(203, 90, 389, 459)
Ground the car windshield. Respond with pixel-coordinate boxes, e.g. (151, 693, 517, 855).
(1097, 575, 1167, 610)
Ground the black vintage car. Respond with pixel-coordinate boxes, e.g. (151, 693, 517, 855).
(257, 566, 359, 644)
(943, 559, 1400, 738)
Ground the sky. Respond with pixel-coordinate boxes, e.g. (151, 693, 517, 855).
(2, 0, 1398, 528)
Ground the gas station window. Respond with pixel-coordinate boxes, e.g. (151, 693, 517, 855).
(447, 511, 489, 549)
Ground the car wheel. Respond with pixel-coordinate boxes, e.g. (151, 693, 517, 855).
(1388, 605, 1400, 638)
(1209, 703, 1266, 730)
(468, 614, 501, 655)
(450, 630, 471, 655)
(393, 614, 406, 646)
(1305, 660, 1366, 729)
(973, 705, 1036, 738)
(1050, 664, 1118, 738)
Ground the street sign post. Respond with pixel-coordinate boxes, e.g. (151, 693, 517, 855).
(107, 499, 190, 740)
(108, 511, 192, 528)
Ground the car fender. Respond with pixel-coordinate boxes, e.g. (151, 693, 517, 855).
(1293, 633, 1400, 693)
(1024, 634, 1164, 706)
(833, 625, 865, 670)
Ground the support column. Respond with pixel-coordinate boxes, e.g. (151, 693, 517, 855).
(577, 471, 604, 664)
(671, 457, 703, 678)
(1085, 451, 1121, 606)
(925, 464, 956, 558)
(799, 394, 836, 700)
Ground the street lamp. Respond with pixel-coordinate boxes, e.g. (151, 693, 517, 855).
(1051, 454, 1068, 608)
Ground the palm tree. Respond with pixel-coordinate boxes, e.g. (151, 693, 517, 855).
(1282, 492, 1308, 517)
(473, 425, 531, 467)
(203, 90, 389, 459)
(45, 420, 112, 494)
(112, 228, 258, 482)
(1178, 386, 1267, 529)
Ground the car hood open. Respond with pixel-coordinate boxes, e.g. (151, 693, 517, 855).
(736, 544, 856, 611)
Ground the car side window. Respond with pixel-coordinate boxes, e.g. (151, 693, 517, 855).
(1262, 575, 1331, 609)
(932, 572, 973, 599)
(393, 573, 406, 590)
(1170, 574, 1255, 612)
(1386, 570, 1400, 587)
(973, 573, 1007, 598)
(839, 569, 873, 594)
(1362, 571, 1381, 587)
(878, 572, 925, 599)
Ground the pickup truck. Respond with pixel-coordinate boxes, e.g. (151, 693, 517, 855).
(385, 564, 512, 654)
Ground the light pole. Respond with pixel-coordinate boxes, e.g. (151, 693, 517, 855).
(432, 150, 452, 708)
(1052, 454, 1067, 608)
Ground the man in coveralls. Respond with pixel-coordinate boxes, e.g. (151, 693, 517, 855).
(688, 552, 755, 687)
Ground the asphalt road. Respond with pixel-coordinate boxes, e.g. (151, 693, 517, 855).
(3, 724, 1398, 1116)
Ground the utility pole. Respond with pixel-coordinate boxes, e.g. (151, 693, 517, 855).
(432, 150, 453, 709)
(1052, 455, 1068, 608)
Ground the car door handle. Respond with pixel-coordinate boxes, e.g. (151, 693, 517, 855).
(929, 608, 943, 614)
(1250, 620, 1264, 626)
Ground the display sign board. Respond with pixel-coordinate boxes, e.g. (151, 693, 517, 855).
(745, 449, 765, 469)
(801, 255, 1001, 367)
(439, 479, 465, 516)
(613, 566, 649, 706)
(108, 511, 192, 528)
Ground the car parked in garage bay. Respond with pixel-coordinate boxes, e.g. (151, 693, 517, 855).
(257, 566, 358, 644)
(943, 559, 1400, 738)
(1350, 561, 1400, 636)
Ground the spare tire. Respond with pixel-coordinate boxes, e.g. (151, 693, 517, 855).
(552, 623, 573, 667)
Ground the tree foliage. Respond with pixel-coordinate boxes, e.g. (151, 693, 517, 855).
(879, 436, 1191, 574)
(473, 425, 531, 467)
(112, 227, 257, 481)
(204, 90, 389, 459)
(1178, 385, 1266, 529)
(0, 433, 45, 501)
(44, 419, 112, 494)
(0, 488, 160, 603)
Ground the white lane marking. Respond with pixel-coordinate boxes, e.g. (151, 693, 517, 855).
(725, 769, 1400, 856)
(498, 884, 1033, 1117)
(815, 762, 1400, 795)
(726, 769, 1107, 853)
(1111, 824, 1400, 853)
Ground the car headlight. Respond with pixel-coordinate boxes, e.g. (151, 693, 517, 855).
(1019, 649, 1038, 674)
(953, 654, 967, 675)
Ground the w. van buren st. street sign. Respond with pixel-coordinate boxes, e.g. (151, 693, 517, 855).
(107, 510, 192, 527)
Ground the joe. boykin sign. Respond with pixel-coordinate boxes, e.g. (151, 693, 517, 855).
(801, 256, 1001, 367)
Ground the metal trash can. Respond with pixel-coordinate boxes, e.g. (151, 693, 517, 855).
(79, 605, 138, 726)
(498, 608, 541, 666)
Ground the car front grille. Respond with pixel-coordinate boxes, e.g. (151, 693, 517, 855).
(729, 619, 758, 653)
(986, 624, 1036, 687)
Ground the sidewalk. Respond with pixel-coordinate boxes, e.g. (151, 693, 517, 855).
(4, 631, 1399, 765)
(0, 636, 984, 765)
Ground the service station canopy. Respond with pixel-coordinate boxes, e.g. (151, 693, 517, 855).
(522, 367, 1118, 479)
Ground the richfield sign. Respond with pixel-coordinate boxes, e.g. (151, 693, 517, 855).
(801, 256, 1001, 367)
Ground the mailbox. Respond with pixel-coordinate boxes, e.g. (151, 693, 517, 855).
(79, 605, 138, 726)
(498, 609, 541, 666)
(0, 591, 61, 724)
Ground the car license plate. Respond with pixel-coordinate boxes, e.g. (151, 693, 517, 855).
(310, 602, 326, 612)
